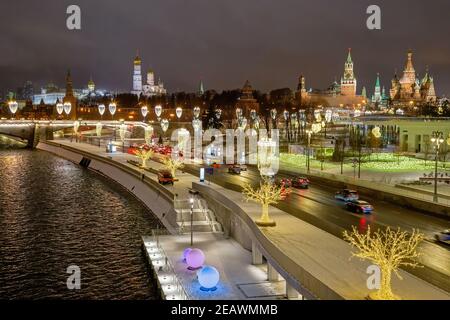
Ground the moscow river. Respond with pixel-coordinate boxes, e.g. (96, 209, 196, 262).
(0, 149, 160, 299)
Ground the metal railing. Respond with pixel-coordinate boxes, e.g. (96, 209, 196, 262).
(150, 229, 191, 300)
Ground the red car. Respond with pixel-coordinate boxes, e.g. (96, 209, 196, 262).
(292, 177, 309, 189)
(158, 170, 175, 185)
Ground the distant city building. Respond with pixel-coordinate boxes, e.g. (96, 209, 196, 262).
(131, 53, 166, 97)
(296, 49, 366, 108)
(390, 50, 437, 105)
(235, 80, 260, 118)
(33, 74, 106, 105)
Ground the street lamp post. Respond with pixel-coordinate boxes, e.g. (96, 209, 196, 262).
(8, 100, 18, 119)
(306, 129, 312, 173)
(188, 190, 199, 246)
(189, 197, 194, 246)
(431, 131, 444, 202)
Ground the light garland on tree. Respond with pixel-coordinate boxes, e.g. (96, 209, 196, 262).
(343, 226, 424, 300)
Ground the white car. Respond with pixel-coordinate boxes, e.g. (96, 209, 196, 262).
(435, 230, 450, 245)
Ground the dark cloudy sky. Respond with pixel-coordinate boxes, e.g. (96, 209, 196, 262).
(2, 0, 450, 97)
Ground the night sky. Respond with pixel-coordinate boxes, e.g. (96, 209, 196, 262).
(2, 0, 450, 97)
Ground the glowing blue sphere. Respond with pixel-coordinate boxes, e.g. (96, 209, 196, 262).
(182, 248, 192, 261)
(198, 265, 220, 290)
(186, 248, 205, 269)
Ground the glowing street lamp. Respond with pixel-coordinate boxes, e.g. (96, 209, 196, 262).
(250, 109, 257, 121)
(431, 131, 445, 202)
(8, 100, 18, 119)
(98, 104, 106, 119)
(109, 102, 117, 118)
(235, 108, 243, 119)
(215, 108, 222, 120)
(238, 117, 247, 131)
(141, 105, 149, 122)
(63, 102, 72, 116)
(56, 102, 64, 116)
(193, 106, 201, 119)
(160, 119, 169, 133)
(154, 105, 162, 120)
(176, 107, 183, 119)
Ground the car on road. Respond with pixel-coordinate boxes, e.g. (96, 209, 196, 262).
(435, 230, 450, 245)
(335, 189, 359, 202)
(238, 164, 248, 171)
(345, 199, 374, 214)
(277, 178, 292, 188)
(228, 165, 242, 175)
(291, 177, 310, 189)
(158, 170, 175, 185)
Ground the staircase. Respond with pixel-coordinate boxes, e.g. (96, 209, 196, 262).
(174, 197, 222, 234)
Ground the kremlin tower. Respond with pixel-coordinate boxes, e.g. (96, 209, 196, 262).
(340, 48, 357, 96)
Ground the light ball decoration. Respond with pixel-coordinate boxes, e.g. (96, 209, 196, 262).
(154, 105, 162, 118)
(160, 119, 169, 133)
(108, 102, 117, 116)
(193, 106, 201, 119)
(144, 125, 154, 145)
(141, 105, 149, 118)
(197, 265, 220, 291)
(235, 108, 243, 119)
(182, 248, 192, 261)
(96, 122, 103, 137)
(63, 102, 72, 115)
(176, 107, 183, 119)
(56, 102, 64, 115)
(186, 248, 205, 269)
(98, 104, 106, 116)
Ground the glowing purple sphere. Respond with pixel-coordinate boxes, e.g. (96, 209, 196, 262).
(186, 248, 205, 269)
(182, 248, 192, 261)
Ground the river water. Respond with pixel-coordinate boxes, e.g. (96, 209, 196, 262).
(0, 149, 160, 299)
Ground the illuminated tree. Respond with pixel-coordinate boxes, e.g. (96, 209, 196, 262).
(343, 226, 424, 300)
(134, 149, 153, 168)
(163, 157, 184, 178)
(242, 179, 290, 227)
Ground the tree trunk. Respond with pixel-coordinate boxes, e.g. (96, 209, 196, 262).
(373, 267, 398, 300)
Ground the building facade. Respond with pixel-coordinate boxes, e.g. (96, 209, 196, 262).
(390, 50, 437, 106)
(131, 53, 166, 97)
(296, 49, 366, 108)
